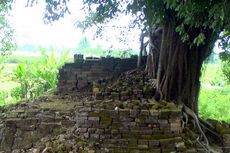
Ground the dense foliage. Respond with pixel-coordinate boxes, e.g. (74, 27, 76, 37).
(0, 0, 15, 54)
(83, 0, 230, 47)
(220, 51, 230, 84)
(11, 48, 69, 100)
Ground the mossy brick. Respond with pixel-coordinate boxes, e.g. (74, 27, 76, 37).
(12, 131, 40, 149)
(90, 134, 100, 139)
(127, 139, 138, 147)
(161, 148, 176, 153)
(170, 123, 182, 132)
(158, 110, 170, 119)
(109, 110, 119, 117)
(119, 109, 130, 116)
(169, 109, 182, 117)
(145, 117, 158, 123)
(140, 110, 150, 116)
(148, 134, 174, 140)
(79, 107, 92, 112)
(127, 122, 137, 127)
(88, 112, 99, 117)
(98, 111, 112, 125)
(119, 139, 129, 148)
(168, 117, 181, 123)
(130, 109, 140, 118)
(150, 110, 159, 116)
(111, 122, 122, 129)
(88, 128, 96, 133)
(95, 128, 105, 134)
(77, 117, 87, 124)
(159, 123, 170, 130)
(138, 140, 149, 145)
(138, 144, 149, 149)
(77, 128, 87, 133)
(110, 149, 129, 153)
(5, 118, 38, 127)
(78, 122, 92, 128)
(104, 129, 111, 134)
(139, 130, 153, 135)
(88, 117, 100, 121)
(149, 140, 160, 147)
(158, 119, 168, 124)
(140, 135, 152, 139)
(100, 134, 111, 139)
(61, 120, 76, 127)
(95, 92, 103, 100)
(111, 129, 119, 134)
(159, 137, 183, 146)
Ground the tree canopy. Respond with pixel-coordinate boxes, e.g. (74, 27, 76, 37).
(0, 0, 15, 54)
(82, 0, 230, 49)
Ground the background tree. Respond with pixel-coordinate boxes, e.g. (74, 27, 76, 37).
(0, 0, 16, 75)
(0, 0, 15, 55)
(81, 0, 230, 115)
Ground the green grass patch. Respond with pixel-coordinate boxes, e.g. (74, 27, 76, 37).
(199, 86, 230, 122)
(199, 63, 230, 122)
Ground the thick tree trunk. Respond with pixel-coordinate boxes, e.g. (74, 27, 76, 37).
(138, 30, 148, 68)
(156, 23, 211, 114)
(146, 27, 162, 78)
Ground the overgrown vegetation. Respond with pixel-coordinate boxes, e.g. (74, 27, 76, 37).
(219, 52, 230, 84)
(199, 63, 230, 122)
(0, 48, 69, 106)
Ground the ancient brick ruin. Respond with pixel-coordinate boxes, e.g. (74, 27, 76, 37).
(57, 55, 141, 93)
(0, 55, 229, 153)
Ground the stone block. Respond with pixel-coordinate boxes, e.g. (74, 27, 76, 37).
(149, 140, 160, 147)
(90, 134, 99, 139)
(130, 109, 140, 118)
(77, 128, 88, 133)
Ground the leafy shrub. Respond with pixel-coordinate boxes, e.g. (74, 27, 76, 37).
(11, 48, 69, 100)
(10, 87, 22, 100)
(219, 52, 230, 84)
(0, 91, 9, 105)
(199, 86, 230, 122)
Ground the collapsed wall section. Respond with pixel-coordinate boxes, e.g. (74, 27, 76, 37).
(57, 55, 141, 94)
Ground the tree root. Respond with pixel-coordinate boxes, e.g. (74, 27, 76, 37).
(182, 104, 220, 153)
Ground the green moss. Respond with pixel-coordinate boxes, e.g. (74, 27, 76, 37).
(39, 102, 75, 111)
(128, 139, 138, 148)
(53, 143, 72, 153)
(99, 111, 112, 124)
(89, 112, 99, 117)
(150, 134, 176, 140)
(159, 137, 182, 143)
(151, 104, 163, 110)
(216, 123, 230, 134)
(161, 148, 176, 153)
(131, 100, 140, 106)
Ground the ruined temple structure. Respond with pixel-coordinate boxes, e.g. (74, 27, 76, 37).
(57, 54, 143, 94)
(0, 55, 229, 153)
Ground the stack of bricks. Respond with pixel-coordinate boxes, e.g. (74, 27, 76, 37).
(57, 55, 142, 94)
(94, 85, 155, 101)
(93, 71, 156, 101)
(75, 105, 185, 152)
(223, 134, 230, 152)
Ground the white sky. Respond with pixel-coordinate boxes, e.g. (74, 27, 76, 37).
(9, 1, 140, 51)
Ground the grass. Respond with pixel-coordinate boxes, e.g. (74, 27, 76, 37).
(199, 63, 230, 122)
(0, 63, 20, 106)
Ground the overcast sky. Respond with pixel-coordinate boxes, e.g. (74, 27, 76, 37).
(9, 1, 140, 51)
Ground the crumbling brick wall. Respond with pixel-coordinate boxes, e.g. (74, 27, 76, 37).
(57, 55, 142, 94)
